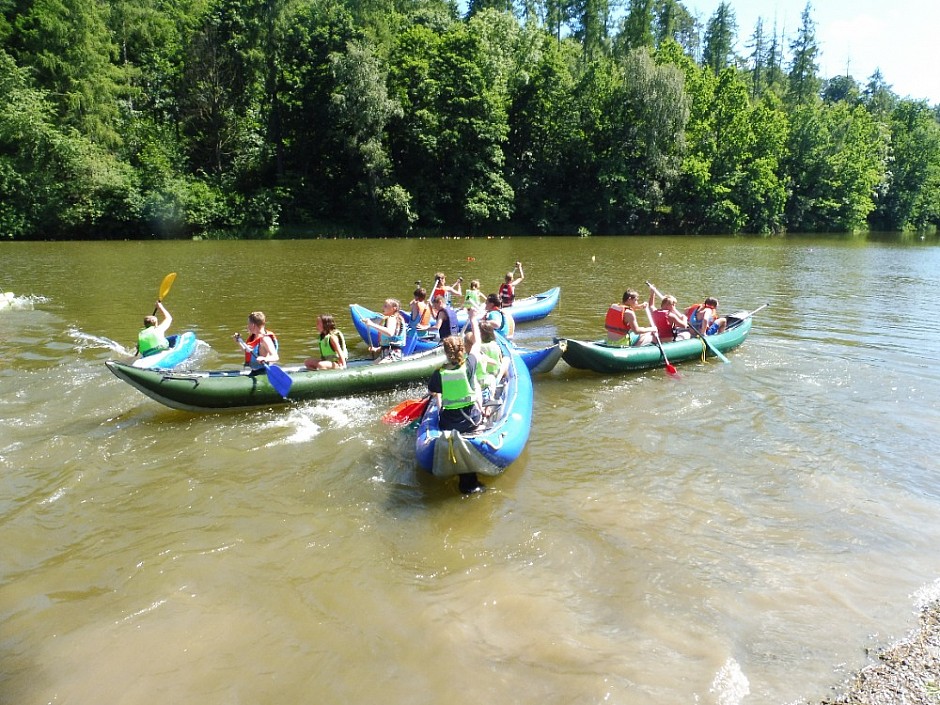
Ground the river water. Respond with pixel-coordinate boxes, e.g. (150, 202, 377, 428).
(2, 235, 939, 705)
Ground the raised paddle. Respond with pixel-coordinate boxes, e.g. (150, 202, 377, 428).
(382, 396, 430, 425)
(647, 281, 730, 365)
(643, 306, 680, 378)
(153, 272, 177, 314)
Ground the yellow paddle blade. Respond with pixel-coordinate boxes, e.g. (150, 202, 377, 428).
(158, 272, 177, 301)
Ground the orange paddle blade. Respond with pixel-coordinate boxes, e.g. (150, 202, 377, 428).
(382, 397, 430, 425)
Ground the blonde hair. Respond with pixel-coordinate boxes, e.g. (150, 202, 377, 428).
(442, 335, 465, 366)
(248, 311, 266, 326)
(143, 315, 158, 327)
(662, 295, 677, 307)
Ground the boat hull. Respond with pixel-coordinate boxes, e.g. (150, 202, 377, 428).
(560, 316, 753, 373)
(415, 338, 533, 478)
(350, 286, 560, 351)
(108, 346, 448, 412)
(132, 331, 199, 370)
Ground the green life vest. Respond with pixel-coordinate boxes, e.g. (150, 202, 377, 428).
(319, 331, 346, 360)
(440, 365, 475, 409)
(475, 341, 501, 384)
(138, 326, 168, 357)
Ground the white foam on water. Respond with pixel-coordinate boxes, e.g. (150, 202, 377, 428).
(709, 658, 750, 705)
(911, 578, 940, 611)
(68, 327, 135, 357)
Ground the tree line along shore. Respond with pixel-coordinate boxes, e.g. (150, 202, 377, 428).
(2, 0, 938, 241)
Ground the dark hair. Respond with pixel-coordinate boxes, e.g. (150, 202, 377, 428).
(486, 293, 501, 308)
(318, 314, 336, 336)
(413, 287, 426, 300)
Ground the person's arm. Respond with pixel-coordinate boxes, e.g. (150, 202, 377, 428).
(511, 262, 524, 286)
(331, 335, 347, 366)
(155, 301, 172, 334)
(257, 334, 278, 363)
(467, 308, 482, 359)
(626, 309, 655, 334)
(450, 278, 463, 296)
(647, 289, 656, 310)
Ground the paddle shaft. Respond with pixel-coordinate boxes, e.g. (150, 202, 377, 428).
(643, 306, 678, 376)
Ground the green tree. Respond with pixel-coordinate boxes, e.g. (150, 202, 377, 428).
(506, 34, 584, 232)
(702, 2, 736, 75)
(593, 47, 689, 232)
(329, 40, 412, 232)
(0, 49, 141, 238)
(4, 0, 128, 147)
(871, 100, 940, 230)
(786, 2, 821, 107)
(784, 102, 887, 231)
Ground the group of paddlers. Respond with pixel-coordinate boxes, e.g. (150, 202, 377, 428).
(364, 262, 524, 363)
(605, 282, 727, 347)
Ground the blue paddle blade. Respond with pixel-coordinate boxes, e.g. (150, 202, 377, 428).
(403, 322, 418, 357)
(265, 363, 293, 399)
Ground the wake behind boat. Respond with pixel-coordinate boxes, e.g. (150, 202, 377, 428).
(559, 308, 761, 374)
(107, 346, 449, 412)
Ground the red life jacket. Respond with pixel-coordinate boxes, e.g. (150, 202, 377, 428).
(244, 331, 278, 366)
(652, 309, 674, 340)
(499, 282, 515, 307)
(605, 304, 629, 337)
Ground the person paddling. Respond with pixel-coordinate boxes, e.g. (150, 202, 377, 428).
(498, 262, 524, 307)
(234, 311, 279, 372)
(136, 301, 173, 357)
(604, 290, 655, 346)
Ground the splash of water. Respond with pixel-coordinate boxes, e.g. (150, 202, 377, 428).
(68, 327, 135, 357)
(710, 658, 750, 705)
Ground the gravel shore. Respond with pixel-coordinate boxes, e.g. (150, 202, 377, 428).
(810, 599, 940, 705)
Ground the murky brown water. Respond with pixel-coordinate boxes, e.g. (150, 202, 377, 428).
(2, 235, 940, 704)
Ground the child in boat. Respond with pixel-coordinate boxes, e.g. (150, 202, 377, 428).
(409, 287, 433, 331)
(686, 297, 727, 336)
(648, 290, 691, 342)
(498, 262, 524, 307)
(365, 298, 406, 363)
(474, 320, 509, 408)
(604, 290, 655, 346)
(464, 279, 487, 312)
(431, 294, 461, 340)
(427, 309, 485, 494)
(137, 300, 172, 357)
(234, 311, 279, 370)
(484, 294, 515, 340)
(304, 314, 348, 370)
(431, 272, 462, 308)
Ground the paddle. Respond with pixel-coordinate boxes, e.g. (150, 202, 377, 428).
(154, 272, 177, 314)
(647, 281, 730, 365)
(382, 396, 430, 425)
(234, 334, 293, 399)
(727, 303, 770, 325)
(643, 306, 680, 378)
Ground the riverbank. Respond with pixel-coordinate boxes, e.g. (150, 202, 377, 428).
(813, 598, 940, 704)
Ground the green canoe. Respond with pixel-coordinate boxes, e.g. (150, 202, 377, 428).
(106, 347, 447, 412)
(559, 311, 756, 374)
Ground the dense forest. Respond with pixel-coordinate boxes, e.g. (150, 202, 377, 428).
(1, 0, 939, 239)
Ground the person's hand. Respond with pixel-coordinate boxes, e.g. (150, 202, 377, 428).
(515, 261, 522, 268)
